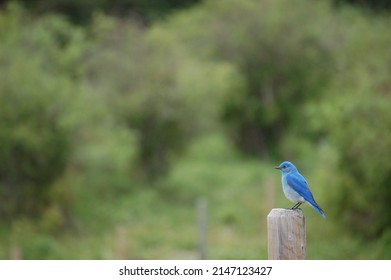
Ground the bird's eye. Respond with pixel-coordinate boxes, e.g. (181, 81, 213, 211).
(282, 165, 286, 169)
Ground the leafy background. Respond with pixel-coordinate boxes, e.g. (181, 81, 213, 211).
(0, 0, 390, 259)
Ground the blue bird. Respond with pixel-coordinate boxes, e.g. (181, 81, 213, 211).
(275, 161, 326, 219)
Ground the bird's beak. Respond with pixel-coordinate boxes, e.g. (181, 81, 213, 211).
(274, 166, 281, 170)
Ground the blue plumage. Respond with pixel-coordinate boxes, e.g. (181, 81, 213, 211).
(275, 161, 326, 219)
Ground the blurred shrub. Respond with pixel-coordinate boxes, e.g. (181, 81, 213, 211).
(0, 5, 139, 232)
(10, 0, 202, 24)
(162, 0, 336, 157)
(0, 5, 85, 219)
(84, 14, 236, 179)
(0, 5, 80, 220)
(307, 10, 391, 238)
(333, 0, 391, 12)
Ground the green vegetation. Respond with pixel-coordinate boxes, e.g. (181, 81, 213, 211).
(0, 0, 390, 259)
(10, 0, 203, 24)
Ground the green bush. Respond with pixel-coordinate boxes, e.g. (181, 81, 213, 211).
(0, 4, 139, 232)
(162, 0, 335, 157)
(307, 9, 391, 238)
(84, 14, 235, 179)
(11, 0, 203, 24)
(0, 5, 77, 219)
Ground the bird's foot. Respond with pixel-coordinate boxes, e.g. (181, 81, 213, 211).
(291, 202, 302, 210)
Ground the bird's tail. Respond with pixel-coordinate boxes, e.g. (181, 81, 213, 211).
(307, 200, 326, 219)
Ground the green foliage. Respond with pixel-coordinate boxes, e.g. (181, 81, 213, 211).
(307, 9, 391, 238)
(0, 5, 76, 219)
(0, 0, 391, 260)
(11, 0, 202, 24)
(84, 14, 235, 179)
(0, 4, 137, 230)
(162, 0, 335, 157)
(333, 0, 391, 12)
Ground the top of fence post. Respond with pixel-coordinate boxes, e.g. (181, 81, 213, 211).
(267, 208, 306, 260)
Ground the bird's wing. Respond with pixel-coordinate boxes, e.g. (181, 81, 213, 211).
(285, 172, 314, 202)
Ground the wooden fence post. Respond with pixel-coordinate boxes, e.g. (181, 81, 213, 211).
(197, 198, 208, 260)
(267, 208, 306, 260)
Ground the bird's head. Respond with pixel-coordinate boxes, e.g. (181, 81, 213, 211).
(275, 161, 298, 174)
